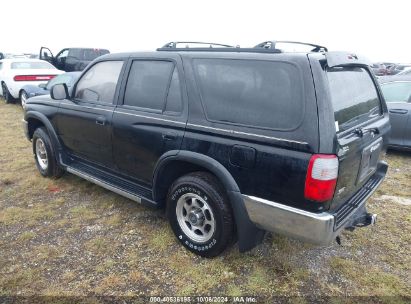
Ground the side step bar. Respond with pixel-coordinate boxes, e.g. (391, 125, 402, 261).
(67, 166, 143, 203)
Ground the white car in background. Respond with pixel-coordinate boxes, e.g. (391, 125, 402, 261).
(0, 59, 64, 104)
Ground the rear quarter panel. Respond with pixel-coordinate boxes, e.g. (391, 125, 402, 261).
(181, 53, 323, 212)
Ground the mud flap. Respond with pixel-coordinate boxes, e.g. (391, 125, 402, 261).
(228, 191, 265, 252)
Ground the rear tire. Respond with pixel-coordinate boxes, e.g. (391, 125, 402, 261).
(166, 172, 234, 258)
(2, 83, 14, 104)
(32, 127, 63, 178)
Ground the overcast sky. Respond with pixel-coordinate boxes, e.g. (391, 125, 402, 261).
(3, 0, 411, 63)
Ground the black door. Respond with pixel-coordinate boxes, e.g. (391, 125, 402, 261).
(112, 56, 187, 186)
(39, 47, 55, 66)
(56, 60, 125, 167)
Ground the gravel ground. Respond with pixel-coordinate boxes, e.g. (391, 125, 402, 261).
(0, 101, 410, 303)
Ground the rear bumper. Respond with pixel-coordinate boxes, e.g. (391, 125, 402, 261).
(243, 162, 388, 245)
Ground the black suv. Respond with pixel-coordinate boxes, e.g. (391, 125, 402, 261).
(39, 47, 110, 72)
(23, 41, 390, 257)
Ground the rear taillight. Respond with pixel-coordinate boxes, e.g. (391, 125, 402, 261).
(304, 154, 339, 202)
(13, 75, 56, 81)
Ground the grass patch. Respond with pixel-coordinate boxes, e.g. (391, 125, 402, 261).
(330, 257, 410, 297)
(18, 231, 36, 242)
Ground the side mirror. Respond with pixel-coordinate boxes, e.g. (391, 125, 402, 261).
(38, 83, 47, 89)
(51, 83, 69, 100)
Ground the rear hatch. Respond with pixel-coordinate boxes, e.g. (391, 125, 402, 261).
(325, 65, 389, 211)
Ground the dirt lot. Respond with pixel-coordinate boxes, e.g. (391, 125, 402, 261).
(0, 100, 410, 303)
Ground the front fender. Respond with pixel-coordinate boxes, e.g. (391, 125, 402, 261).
(25, 111, 62, 152)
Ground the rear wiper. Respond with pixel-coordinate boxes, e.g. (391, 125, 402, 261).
(354, 127, 380, 137)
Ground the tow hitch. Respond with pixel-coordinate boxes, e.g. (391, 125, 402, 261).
(336, 212, 378, 245)
(345, 213, 377, 231)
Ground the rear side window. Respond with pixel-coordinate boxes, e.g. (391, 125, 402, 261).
(327, 67, 381, 132)
(124, 60, 182, 112)
(193, 59, 304, 130)
(381, 82, 411, 103)
(82, 49, 109, 61)
(74, 60, 123, 103)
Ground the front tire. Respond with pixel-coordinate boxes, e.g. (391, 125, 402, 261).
(2, 83, 14, 104)
(166, 172, 234, 258)
(20, 90, 29, 109)
(32, 127, 63, 178)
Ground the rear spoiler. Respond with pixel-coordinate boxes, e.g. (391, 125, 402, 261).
(326, 51, 371, 68)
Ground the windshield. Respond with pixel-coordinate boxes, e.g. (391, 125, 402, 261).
(11, 61, 55, 69)
(327, 67, 382, 132)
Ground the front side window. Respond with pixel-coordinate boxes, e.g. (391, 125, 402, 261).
(74, 61, 123, 103)
(381, 82, 411, 103)
(57, 49, 69, 60)
(327, 67, 381, 132)
(193, 59, 304, 130)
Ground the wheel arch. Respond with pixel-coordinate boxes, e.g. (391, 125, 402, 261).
(25, 112, 62, 152)
(153, 150, 265, 252)
(153, 151, 239, 203)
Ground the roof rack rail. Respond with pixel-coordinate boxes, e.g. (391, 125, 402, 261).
(160, 41, 236, 49)
(157, 41, 282, 54)
(255, 40, 328, 52)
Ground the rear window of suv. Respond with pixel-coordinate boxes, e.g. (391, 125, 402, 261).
(11, 61, 55, 69)
(193, 59, 304, 130)
(327, 67, 381, 132)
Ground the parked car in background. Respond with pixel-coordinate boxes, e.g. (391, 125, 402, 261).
(372, 63, 388, 76)
(23, 41, 389, 257)
(20, 72, 80, 108)
(397, 67, 411, 76)
(0, 52, 4, 60)
(40, 47, 110, 72)
(380, 75, 411, 150)
(387, 64, 411, 76)
(0, 59, 64, 103)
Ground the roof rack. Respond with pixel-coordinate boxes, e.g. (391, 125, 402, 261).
(255, 40, 328, 52)
(157, 41, 282, 53)
(160, 41, 236, 49)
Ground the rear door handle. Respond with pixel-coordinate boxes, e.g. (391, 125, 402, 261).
(162, 132, 177, 141)
(389, 109, 408, 114)
(96, 116, 106, 125)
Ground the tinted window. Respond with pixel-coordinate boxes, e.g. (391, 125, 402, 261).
(193, 59, 303, 130)
(327, 67, 381, 132)
(124, 61, 174, 110)
(82, 49, 109, 61)
(11, 61, 55, 69)
(381, 82, 411, 103)
(75, 61, 123, 103)
(164, 68, 183, 113)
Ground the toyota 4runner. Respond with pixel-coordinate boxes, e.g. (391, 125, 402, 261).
(23, 41, 390, 257)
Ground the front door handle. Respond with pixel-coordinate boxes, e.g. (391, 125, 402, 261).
(162, 132, 177, 141)
(96, 116, 106, 125)
(389, 109, 408, 114)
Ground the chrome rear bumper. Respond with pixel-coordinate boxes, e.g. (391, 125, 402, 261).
(243, 162, 387, 245)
